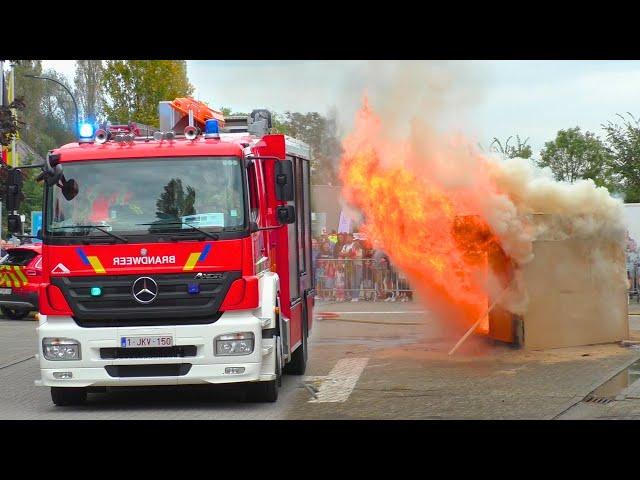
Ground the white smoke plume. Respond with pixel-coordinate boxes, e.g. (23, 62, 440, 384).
(337, 61, 627, 319)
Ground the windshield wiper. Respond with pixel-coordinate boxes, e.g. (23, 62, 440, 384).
(52, 225, 129, 243)
(136, 222, 220, 240)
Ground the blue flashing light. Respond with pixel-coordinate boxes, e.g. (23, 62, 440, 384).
(90, 286, 102, 297)
(204, 119, 220, 137)
(187, 283, 200, 295)
(79, 123, 95, 138)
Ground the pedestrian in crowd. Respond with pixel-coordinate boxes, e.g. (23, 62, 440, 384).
(341, 232, 364, 302)
(334, 233, 346, 257)
(359, 234, 375, 300)
(311, 238, 319, 271)
(372, 249, 392, 301)
(328, 229, 338, 251)
(316, 239, 333, 300)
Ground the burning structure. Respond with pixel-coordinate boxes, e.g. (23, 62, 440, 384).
(488, 215, 628, 349)
(339, 97, 629, 351)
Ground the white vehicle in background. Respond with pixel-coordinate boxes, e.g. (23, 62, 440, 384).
(623, 203, 640, 298)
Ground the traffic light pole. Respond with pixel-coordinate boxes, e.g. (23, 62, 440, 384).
(0, 60, 4, 166)
(9, 65, 17, 168)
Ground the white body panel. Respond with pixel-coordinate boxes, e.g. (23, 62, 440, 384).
(36, 273, 281, 388)
(624, 203, 640, 247)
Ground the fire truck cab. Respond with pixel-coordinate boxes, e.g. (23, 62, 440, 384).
(5, 99, 315, 405)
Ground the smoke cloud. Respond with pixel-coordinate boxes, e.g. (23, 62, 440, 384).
(338, 61, 626, 330)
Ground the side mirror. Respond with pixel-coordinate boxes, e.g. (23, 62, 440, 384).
(62, 178, 79, 201)
(7, 214, 22, 234)
(274, 160, 294, 201)
(42, 153, 63, 187)
(277, 205, 296, 224)
(46, 164, 63, 187)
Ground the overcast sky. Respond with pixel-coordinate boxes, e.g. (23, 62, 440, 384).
(39, 60, 640, 154)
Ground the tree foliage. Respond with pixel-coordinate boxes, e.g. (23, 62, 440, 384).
(272, 109, 343, 185)
(0, 98, 25, 147)
(490, 135, 532, 159)
(155, 179, 195, 218)
(537, 127, 611, 187)
(12, 61, 75, 157)
(20, 162, 44, 230)
(102, 60, 194, 127)
(602, 113, 640, 202)
(74, 60, 104, 124)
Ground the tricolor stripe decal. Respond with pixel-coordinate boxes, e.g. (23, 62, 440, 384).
(76, 247, 106, 274)
(87, 256, 106, 274)
(183, 243, 213, 271)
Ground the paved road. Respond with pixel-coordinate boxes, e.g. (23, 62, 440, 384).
(1, 302, 639, 419)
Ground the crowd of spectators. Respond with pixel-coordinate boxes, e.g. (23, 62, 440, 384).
(311, 229, 412, 302)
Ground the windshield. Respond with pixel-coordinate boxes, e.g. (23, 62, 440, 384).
(45, 157, 246, 239)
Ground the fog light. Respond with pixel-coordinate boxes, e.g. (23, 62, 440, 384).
(53, 372, 73, 379)
(215, 332, 254, 356)
(43, 338, 81, 361)
(225, 367, 245, 375)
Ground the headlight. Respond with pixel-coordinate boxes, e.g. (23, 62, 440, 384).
(215, 332, 254, 356)
(43, 338, 81, 361)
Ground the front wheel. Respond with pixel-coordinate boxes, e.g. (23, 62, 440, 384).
(51, 387, 87, 406)
(245, 336, 281, 403)
(284, 316, 308, 375)
(1, 306, 29, 320)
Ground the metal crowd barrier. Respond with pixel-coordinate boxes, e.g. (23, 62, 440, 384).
(314, 257, 413, 302)
(629, 262, 639, 302)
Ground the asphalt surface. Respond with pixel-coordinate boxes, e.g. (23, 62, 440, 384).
(1, 303, 639, 419)
(0, 303, 427, 419)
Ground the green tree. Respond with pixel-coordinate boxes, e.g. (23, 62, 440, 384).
(102, 60, 194, 126)
(602, 113, 640, 202)
(0, 98, 25, 147)
(537, 127, 612, 187)
(155, 178, 195, 219)
(14, 62, 76, 157)
(20, 161, 44, 230)
(74, 60, 104, 124)
(273, 110, 343, 185)
(490, 135, 532, 159)
(219, 107, 248, 117)
(13, 61, 47, 156)
(39, 68, 76, 150)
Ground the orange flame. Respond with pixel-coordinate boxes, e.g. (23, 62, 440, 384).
(340, 99, 505, 333)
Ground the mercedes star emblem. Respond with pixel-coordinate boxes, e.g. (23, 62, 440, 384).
(132, 277, 158, 304)
(140, 248, 148, 256)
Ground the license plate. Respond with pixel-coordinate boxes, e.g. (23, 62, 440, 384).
(120, 336, 173, 348)
(0, 288, 11, 295)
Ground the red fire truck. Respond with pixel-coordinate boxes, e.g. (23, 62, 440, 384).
(4, 99, 315, 405)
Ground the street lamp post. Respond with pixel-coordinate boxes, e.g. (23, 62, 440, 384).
(24, 74, 80, 137)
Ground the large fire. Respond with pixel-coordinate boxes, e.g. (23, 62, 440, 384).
(339, 99, 508, 333)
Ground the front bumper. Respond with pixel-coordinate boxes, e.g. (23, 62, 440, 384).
(36, 311, 276, 388)
(0, 290, 38, 311)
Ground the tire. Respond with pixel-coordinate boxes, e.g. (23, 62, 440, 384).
(245, 336, 281, 403)
(284, 311, 308, 375)
(247, 378, 278, 403)
(51, 387, 87, 406)
(1, 306, 29, 320)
